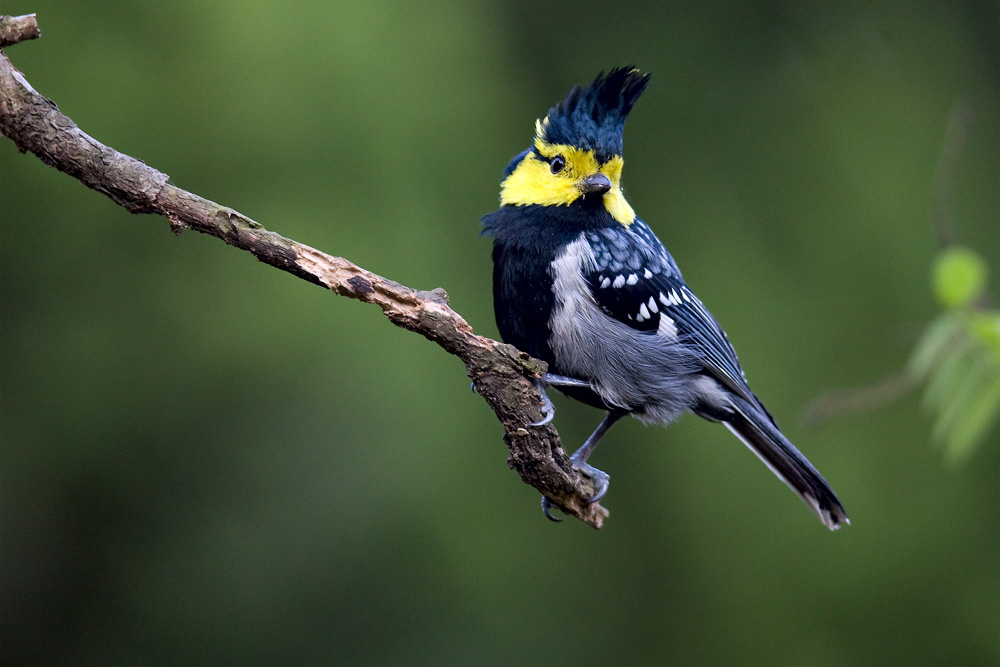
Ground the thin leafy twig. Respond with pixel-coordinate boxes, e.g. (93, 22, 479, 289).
(930, 99, 975, 250)
(803, 98, 986, 431)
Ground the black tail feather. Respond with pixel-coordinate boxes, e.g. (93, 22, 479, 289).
(725, 396, 849, 530)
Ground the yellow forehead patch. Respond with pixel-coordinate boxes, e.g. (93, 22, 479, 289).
(499, 138, 636, 226)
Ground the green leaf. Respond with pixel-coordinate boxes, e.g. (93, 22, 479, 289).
(907, 313, 962, 382)
(915, 313, 1000, 464)
(931, 346, 991, 443)
(919, 331, 975, 412)
(933, 246, 988, 309)
(943, 371, 1000, 465)
(968, 311, 1000, 361)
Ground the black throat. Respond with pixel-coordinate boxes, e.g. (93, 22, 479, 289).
(481, 203, 620, 364)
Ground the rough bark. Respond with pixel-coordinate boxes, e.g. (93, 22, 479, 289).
(0, 14, 39, 47)
(0, 18, 609, 527)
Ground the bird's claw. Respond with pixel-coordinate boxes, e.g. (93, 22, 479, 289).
(538, 460, 610, 521)
(529, 374, 590, 427)
(574, 459, 610, 502)
(541, 496, 563, 522)
(529, 387, 556, 426)
(584, 474, 610, 503)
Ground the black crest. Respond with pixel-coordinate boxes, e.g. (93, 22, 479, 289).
(537, 66, 651, 162)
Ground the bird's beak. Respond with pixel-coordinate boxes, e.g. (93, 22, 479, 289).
(578, 172, 612, 197)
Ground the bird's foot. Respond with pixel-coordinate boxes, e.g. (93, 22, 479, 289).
(529, 387, 556, 426)
(571, 458, 610, 502)
(539, 458, 610, 522)
(529, 374, 590, 427)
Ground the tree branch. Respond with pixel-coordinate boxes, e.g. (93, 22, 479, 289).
(0, 13, 39, 47)
(0, 21, 608, 528)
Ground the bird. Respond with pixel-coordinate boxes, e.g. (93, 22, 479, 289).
(480, 67, 849, 530)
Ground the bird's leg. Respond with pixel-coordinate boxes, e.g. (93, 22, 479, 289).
(541, 373, 591, 389)
(541, 410, 624, 521)
(528, 373, 591, 426)
(566, 410, 622, 501)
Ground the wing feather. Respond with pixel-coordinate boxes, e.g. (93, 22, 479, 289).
(581, 220, 757, 407)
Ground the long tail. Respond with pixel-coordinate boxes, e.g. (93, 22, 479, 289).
(724, 395, 849, 530)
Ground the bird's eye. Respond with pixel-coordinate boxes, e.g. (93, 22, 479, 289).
(549, 155, 566, 174)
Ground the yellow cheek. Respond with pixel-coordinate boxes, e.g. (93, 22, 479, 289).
(499, 156, 582, 207)
(499, 143, 636, 226)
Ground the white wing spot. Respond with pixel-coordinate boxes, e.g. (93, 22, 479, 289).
(636, 312, 646, 323)
(647, 296, 658, 313)
(612, 275, 626, 289)
(643, 268, 653, 279)
(626, 273, 638, 286)
(659, 292, 670, 306)
(682, 289, 691, 302)
(639, 303, 650, 320)
(658, 314, 677, 338)
(600, 276, 611, 289)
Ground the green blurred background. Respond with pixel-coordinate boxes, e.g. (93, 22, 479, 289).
(2, 2, 998, 665)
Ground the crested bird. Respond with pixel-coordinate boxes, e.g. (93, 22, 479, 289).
(481, 67, 848, 530)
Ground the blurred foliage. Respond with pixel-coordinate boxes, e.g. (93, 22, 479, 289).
(933, 246, 988, 310)
(2, 2, 999, 666)
(909, 246, 999, 464)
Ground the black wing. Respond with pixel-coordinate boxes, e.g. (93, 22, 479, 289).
(581, 222, 757, 407)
